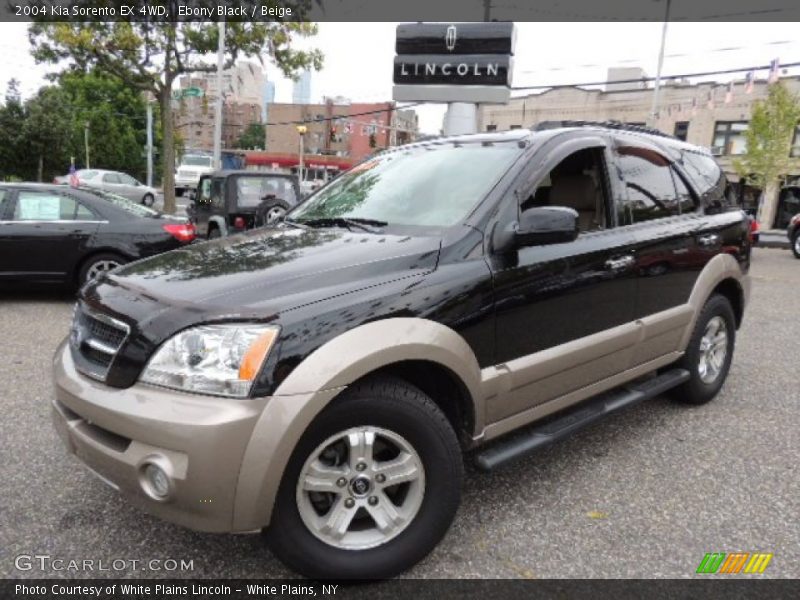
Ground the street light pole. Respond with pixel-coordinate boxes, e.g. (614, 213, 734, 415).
(146, 100, 154, 187)
(648, 0, 672, 128)
(212, 20, 226, 170)
(84, 122, 90, 169)
(296, 124, 307, 184)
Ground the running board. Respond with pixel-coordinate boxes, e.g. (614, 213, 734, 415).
(474, 368, 690, 472)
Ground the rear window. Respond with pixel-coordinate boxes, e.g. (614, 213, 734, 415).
(182, 155, 213, 167)
(85, 189, 158, 217)
(680, 151, 734, 211)
(235, 177, 297, 208)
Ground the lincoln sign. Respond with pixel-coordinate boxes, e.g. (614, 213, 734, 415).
(392, 22, 515, 104)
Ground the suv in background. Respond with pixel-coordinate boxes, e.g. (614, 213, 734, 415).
(52, 122, 750, 579)
(174, 153, 214, 196)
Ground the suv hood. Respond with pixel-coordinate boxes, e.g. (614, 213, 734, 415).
(88, 226, 441, 325)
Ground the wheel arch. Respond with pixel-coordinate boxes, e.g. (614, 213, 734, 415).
(232, 317, 482, 531)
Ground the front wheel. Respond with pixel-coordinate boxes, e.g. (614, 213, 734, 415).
(267, 377, 463, 580)
(792, 230, 800, 259)
(670, 294, 736, 405)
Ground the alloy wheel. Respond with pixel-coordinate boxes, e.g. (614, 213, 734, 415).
(86, 260, 121, 281)
(697, 315, 728, 384)
(295, 426, 426, 550)
(265, 206, 286, 225)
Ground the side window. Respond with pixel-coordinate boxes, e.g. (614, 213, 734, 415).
(197, 178, 212, 204)
(671, 169, 697, 214)
(521, 146, 609, 233)
(615, 146, 679, 225)
(76, 202, 97, 220)
(118, 174, 137, 185)
(13, 192, 77, 221)
(210, 178, 224, 208)
(0, 190, 8, 218)
(102, 173, 120, 184)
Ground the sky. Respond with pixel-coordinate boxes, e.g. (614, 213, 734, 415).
(2, 22, 800, 134)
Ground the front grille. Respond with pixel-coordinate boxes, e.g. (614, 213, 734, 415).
(70, 305, 130, 381)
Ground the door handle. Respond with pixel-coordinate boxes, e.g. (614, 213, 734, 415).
(697, 233, 720, 247)
(604, 255, 635, 271)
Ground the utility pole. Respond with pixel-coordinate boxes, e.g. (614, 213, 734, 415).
(145, 100, 154, 187)
(84, 122, 90, 169)
(296, 124, 307, 184)
(212, 20, 226, 170)
(483, 0, 491, 21)
(648, 0, 672, 127)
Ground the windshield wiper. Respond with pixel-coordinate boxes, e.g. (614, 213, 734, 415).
(297, 217, 387, 233)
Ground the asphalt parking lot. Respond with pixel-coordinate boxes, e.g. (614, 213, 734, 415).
(1, 247, 798, 579)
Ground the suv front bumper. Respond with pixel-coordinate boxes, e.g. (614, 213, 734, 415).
(51, 340, 267, 533)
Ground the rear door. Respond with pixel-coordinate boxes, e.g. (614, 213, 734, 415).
(611, 139, 734, 367)
(0, 189, 101, 281)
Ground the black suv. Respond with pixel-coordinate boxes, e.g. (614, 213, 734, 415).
(53, 122, 750, 579)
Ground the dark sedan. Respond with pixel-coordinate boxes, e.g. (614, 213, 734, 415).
(0, 184, 195, 287)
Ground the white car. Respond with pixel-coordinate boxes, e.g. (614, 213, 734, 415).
(175, 154, 214, 196)
(55, 169, 158, 206)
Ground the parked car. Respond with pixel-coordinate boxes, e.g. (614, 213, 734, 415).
(175, 153, 214, 196)
(55, 169, 158, 206)
(52, 122, 750, 579)
(0, 184, 194, 287)
(788, 212, 800, 258)
(188, 170, 300, 239)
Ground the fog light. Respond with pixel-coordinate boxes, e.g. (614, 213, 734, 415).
(140, 461, 172, 501)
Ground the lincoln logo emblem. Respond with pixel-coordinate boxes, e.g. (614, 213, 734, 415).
(445, 25, 457, 52)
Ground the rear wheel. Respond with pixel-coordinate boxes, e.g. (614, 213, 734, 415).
(670, 294, 736, 405)
(78, 253, 127, 287)
(142, 193, 154, 207)
(267, 377, 463, 580)
(792, 230, 800, 259)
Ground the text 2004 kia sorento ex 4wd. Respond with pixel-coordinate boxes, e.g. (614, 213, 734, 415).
(53, 122, 751, 579)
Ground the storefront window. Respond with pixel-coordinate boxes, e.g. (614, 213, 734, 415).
(712, 121, 748, 155)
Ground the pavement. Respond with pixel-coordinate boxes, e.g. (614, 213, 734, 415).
(758, 229, 792, 250)
(1, 247, 798, 579)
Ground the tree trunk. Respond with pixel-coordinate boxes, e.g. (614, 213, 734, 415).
(37, 154, 43, 183)
(758, 178, 780, 230)
(159, 86, 176, 215)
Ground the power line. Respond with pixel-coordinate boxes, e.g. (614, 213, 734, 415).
(510, 61, 800, 92)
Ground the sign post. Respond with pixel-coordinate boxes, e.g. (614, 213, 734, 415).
(392, 22, 515, 135)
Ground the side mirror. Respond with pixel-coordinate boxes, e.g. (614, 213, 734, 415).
(516, 206, 579, 247)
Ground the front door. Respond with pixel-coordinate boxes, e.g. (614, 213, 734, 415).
(488, 137, 638, 422)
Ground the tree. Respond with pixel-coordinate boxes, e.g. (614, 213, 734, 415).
(237, 122, 266, 149)
(22, 86, 75, 182)
(734, 82, 800, 228)
(29, 5, 322, 213)
(0, 79, 26, 180)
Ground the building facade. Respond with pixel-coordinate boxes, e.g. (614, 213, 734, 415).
(175, 62, 267, 151)
(479, 75, 800, 218)
(265, 100, 418, 164)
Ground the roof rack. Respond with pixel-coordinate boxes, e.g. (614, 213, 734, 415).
(533, 120, 674, 139)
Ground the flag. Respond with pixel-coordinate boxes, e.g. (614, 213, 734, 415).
(768, 58, 780, 84)
(68, 164, 79, 188)
(725, 81, 734, 104)
(744, 71, 755, 94)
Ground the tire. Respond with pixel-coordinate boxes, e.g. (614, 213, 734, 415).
(670, 294, 736, 405)
(207, 226, 221, 240)
(142, 193, 155, 207)
(78, 253, 127, 287)
(792, 230, 800, 259)
(266, 376, 463, 580)
(255, 198, 291, 227)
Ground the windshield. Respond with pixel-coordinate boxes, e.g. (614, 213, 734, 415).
(235, 176, 298, 208)
(288, 143, 521, 228)
(182, 155, 212, 167)
(84, 188, 159, 217)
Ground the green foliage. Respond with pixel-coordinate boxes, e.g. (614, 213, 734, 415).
(28, 6, 323, 212)
(734, 82, 800, 188)
(0, 71, 157, 183)
(237, 122, 266, 149)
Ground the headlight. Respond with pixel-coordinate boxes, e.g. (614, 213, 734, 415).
(140, 324, 279, 398)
